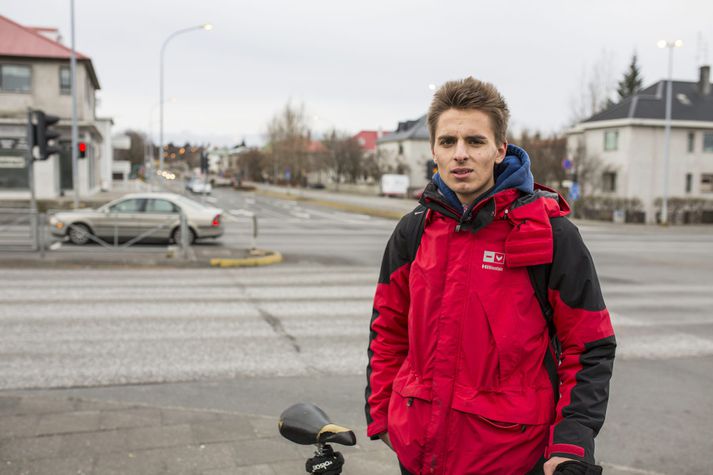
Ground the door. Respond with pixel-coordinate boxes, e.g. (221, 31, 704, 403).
(142, 198, 180, 241)
(95, 198, 146, 242)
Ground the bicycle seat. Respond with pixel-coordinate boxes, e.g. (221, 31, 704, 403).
(278, 403, 356, 446)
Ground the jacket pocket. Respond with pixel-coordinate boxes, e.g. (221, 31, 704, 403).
(388, 360, 432, 468)
(451, 384, 554, 426)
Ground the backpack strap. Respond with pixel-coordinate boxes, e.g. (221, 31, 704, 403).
(404, 204, 428, 261)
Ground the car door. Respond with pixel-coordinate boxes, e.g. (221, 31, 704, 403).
(103, 198, 147, 242)
(143, 198, 180, 240)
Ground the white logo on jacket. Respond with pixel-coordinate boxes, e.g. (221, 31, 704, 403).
(482, 250, 505, 271)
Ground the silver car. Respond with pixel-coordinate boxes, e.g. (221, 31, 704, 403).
(49, 192, 223, 245)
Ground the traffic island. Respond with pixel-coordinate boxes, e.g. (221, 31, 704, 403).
(209, 248, 283, 268)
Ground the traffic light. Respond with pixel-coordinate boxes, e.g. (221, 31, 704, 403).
(200, 151, 209, 174)
(79, 142, 87, 158)
(31, 110, 61, 161)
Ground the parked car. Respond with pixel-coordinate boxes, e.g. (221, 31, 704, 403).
(49, 192, 223, 245)
(186, 177, 213, 194)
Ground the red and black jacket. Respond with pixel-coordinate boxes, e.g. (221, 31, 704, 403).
(365, 181, 616, 474)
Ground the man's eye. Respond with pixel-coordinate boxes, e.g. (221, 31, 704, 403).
(467, 138, 484, 145)
(439, 138, 454, 145)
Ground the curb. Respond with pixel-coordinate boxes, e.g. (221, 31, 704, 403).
(254, 189, 407, 220)
(209, 250, 283, 268)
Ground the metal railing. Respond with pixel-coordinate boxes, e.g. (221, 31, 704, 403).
(0, 207, 38, 251)
(44, 210, 191, 257)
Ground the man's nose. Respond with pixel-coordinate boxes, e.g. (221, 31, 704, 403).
(454, 140, 468, 161)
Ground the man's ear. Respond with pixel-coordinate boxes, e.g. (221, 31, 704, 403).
(494, 142, 507, 165)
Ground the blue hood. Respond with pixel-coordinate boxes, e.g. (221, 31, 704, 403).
(433, 144, 534, 211)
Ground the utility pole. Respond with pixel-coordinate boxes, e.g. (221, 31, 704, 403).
(70, 0, 79, 209)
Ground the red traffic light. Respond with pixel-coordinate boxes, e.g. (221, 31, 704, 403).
(79, 142, 87, 158)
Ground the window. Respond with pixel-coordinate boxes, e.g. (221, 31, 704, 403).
(686, 173, 693, 193)
(398, 143, 404, 155)
(687, 132, 695, 153)
(704, 132, 713, 152)
(0, 65, 31, 93)
(109, 198, 146, 213)
(602, 171, 617, 192)
(702, 174, 713, 193)
(146, 199, 178, 213)
(604, 130, 618, 151)
(59, 66, 70, 95)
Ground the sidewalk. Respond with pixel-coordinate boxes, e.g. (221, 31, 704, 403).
(0, 393, 397, 475)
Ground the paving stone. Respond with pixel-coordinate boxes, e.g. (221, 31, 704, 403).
(126, 424, 193, 450)
(35, 411, 100, 436)
(249, 416, 280, 438)
(160, 408, 222, 425)
(0, 414, 39, 439)
(232, 437, 305, 466)
(99, 408, 162, 430)
(15, 398, 75, 415)
(57, 429, 128, 457)
(74, 399, 128, 412)
(94, 449, 168, 475)
(203, 464, 276, 475)
(0, 435, 62, 461)
(191, 417, 256, 444)
(159, 443, 236, 472)
(0, 397, 21, 415)
(11, 455, 94, 475)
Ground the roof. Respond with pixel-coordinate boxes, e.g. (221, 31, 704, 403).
(0, 15, 100, 89)
(583, 78, 713, 124)
(377, 115, 429, 144)
(353, 130, 390, 151)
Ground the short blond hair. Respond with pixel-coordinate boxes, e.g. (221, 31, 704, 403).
(427, 77, 510, 147)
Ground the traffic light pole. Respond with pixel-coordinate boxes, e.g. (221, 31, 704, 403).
(26, 110, 38, 252)
(70, 0, 79, 209)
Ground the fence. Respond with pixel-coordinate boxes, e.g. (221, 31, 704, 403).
(0, 207, 38, 251)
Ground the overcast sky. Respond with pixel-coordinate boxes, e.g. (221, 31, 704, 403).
(2, 0, 712, 146)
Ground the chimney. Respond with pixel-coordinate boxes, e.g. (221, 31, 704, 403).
(700, 65, 711, 96)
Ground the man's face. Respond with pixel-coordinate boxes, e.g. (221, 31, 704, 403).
(432, 108, 506, 206)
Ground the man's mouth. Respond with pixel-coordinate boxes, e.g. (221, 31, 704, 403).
(451, 167, 473, 178)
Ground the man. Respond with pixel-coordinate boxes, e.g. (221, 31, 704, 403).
(365, 77, 615, 475)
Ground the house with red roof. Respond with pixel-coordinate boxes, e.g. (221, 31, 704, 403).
(0, 14, 112, 199)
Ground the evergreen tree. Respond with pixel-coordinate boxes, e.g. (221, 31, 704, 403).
(617, 54, 643, 100)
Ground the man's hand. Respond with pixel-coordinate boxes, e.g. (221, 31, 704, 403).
(378, 432, 393, 451)
(543, 456, 574, 475)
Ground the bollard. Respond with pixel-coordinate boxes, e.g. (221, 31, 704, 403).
(180, 211, 189, 258)
(31, 208, 39, 252)
(252, 213, 258, 250)
(38, 212, 46, 259)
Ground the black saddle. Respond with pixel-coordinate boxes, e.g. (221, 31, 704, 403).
(278, 403, 356, 446)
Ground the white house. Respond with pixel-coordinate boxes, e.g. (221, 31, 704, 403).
(376, 115, 433, 193)
(567, 65, 713, 223)
(0, 14, 112, 200)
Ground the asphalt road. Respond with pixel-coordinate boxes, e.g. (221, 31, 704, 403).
(2, 186, 713, 474)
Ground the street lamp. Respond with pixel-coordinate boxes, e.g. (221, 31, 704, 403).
(159, 23, 212, 172)
(658, 39, 683, 225)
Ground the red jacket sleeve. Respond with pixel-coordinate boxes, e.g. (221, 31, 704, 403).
(365, 214, 415, 439)
(545, 218, 616, 463)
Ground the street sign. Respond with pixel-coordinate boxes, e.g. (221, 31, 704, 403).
(562, 158, 573, 170)
(0, 156, 25, 168)
(570, 182, 580, 201)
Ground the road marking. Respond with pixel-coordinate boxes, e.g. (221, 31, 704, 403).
(49, 242, 62, 250)
(617, 333, 713, 360)
(599, 462, 666, 475)
(204, 196, 218, 204)
(290, 211, 311, 219)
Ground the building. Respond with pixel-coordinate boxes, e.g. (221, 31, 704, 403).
(376, 116, 433, 192)
(0, 14, 112, 200)
(567, 65, 713, 223)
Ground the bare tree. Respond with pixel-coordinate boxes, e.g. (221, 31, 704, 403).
(569, 49, 617, 124)
(321, 130, 364, 184)
(265, 101, 311, 185)
(515, 130, 567, 187)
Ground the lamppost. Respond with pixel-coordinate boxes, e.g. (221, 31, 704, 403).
(657, 39, 683, 225)
(159, 23, 212, 173)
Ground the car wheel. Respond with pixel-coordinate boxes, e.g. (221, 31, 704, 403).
(68, 223, 91, 245)
(171, 227, 196, 245)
